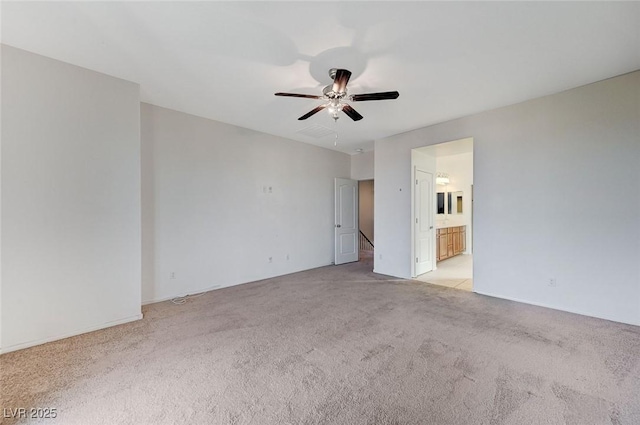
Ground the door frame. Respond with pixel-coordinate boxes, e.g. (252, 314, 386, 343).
(410, 137, 474, 283)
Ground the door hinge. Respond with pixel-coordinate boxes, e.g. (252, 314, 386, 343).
(416, 257, 418, 263)
(416, 218, 418, 223)
(416, 179, 418, 185)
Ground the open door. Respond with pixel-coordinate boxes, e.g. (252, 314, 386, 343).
(335, 178, 358, 265)
(414, 169, 434, 275)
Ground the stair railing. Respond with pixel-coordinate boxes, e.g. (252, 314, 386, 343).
(359, 230, 374, 252)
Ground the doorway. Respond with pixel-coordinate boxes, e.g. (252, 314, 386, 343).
(411, 138, 474, 291)
(358, 180, 374, 267)
(333, 178, 375, 268)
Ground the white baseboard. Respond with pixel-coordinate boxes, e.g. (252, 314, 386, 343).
(142, 284, 222, 305)
(142, 262, 333, 306)
(474, 290, 639, 327)
(0, 313, 143, 354)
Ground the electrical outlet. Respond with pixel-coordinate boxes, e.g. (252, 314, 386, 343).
(170, 272, 176, 280)
(548, 278, 557, 287)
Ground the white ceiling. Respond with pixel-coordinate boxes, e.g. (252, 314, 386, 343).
(2, 2, 639, 154)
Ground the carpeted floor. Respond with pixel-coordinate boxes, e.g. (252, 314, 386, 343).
(2, 259, 640, 424)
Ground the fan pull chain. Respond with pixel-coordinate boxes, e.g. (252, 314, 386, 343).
(334, 119, 338, 146)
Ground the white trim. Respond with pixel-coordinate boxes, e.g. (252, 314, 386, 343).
(410, 165, 417, 278)
(0, 313, 143, 354)
(474, 290, 640, 327)
(142, 284, 222, 305)
(142, 294, 179, 305)
(142, 263, 334, 305)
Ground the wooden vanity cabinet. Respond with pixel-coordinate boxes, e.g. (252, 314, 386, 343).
(447, 228, 454, 258)
(436, 226, 466, 262)
(452, 227, 460, 254)
(437, 231, 448, 261)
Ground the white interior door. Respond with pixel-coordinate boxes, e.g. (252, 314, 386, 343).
(335, 178, 358, 265)
(415, 169, 434, 275)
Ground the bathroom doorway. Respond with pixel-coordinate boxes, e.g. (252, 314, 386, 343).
(411, 138, 474, 291)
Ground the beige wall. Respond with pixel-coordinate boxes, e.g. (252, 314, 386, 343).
(375, 70, 640, 325)
(351, 151, 374, 180)
(141, 103, 350, 304)
(1, 46, 142, 352)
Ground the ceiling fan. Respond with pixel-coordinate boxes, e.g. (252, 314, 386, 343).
(275, 68, 399, 122)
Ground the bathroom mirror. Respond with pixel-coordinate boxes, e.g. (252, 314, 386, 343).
(450, 191, 463, 214)
(437, 191, 463, 215)
(437, 192, 445, 214)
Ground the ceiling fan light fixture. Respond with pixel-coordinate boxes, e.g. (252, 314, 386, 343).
(327, 101, 343, 115)
(327, 99, 344, 121)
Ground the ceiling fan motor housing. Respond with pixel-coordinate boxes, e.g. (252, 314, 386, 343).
(322, 84, 347, 99)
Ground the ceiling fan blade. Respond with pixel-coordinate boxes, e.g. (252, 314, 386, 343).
(298, 105, 327, 120)
(332, 69, 352, 94)
(342, 104, 363, 121)
(351, 91, 400, 102)
(275, 92, 322, 99)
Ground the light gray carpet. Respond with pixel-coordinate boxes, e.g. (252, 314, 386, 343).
(2, 259, 640, 424)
